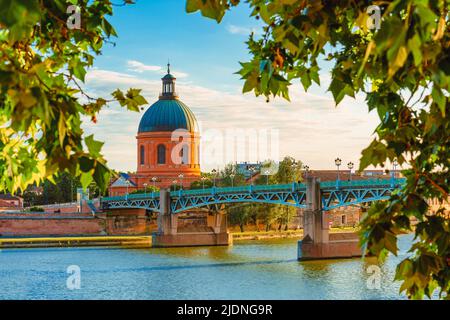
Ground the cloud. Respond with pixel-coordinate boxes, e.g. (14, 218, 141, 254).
(226, 24, 261, 36)
(82, 67, 378, 172)
(126, 60, 188, 78)
(127, 60, 161, 73)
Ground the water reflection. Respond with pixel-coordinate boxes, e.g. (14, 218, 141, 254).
(0, 236, 416, 300)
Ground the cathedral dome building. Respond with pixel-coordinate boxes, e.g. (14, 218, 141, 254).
(109, 64, 200, 195)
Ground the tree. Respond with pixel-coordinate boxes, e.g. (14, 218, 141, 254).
(228, 203, 253, 232)
(186, 0, 449, 299)
(0, 0, 147, 195)
(217, 163, 247, 187)
(274, 156, 302, 184)
(130, 185, 159, 194)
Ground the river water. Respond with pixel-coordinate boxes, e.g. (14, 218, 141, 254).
(0, 235, 415, 300)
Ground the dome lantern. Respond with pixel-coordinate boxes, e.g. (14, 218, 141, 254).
(138, 63, 198, 134)
(160, 62, 178, 100)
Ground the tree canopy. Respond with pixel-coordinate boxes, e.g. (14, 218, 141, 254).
(0, 0, 147, 194)
(186, 0, 449, 299)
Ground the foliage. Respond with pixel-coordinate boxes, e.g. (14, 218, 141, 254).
(130, 186, 159, 194)
(186, 0, 449, 299)
(217, 163, 247, 187)
(190, 179, 214, 189)
(215, 158, 302, 232)
(22, 171, 102, 206)
(0, 0, 147, 195)
(274, 156, 302, 183)
(27, 206, 44, 212)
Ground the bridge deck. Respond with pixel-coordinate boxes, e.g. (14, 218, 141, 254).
(101, 178, 406, 213)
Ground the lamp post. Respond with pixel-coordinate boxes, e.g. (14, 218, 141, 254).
(143, 183, 148, 196)
(172, 179, 178, 191)
(211, 169, 217, 187)
(347, 162, 354, 181)
(393, 159, 398, 179)
(303, 165, 310, 179)
(291, 161, 299, 183)
(201, 176, 207, 189)
(248, 166, 255, 185)
(178, 173, 184, 190)
(230, 173, 235, 187)
(151, 176, 157, 188)
(335, 158, 342, 181)
(263, 169, 270, 185)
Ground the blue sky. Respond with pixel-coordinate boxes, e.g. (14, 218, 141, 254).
(82, 0, 380, 172)
(97, 0, 257, 92)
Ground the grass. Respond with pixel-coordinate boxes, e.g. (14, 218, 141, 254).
(231, 226, 359, 240)
(0, 235, 151, 243)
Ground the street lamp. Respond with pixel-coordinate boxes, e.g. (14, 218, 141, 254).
(303, 165, 310, 179)
(291, 161, 300, 182)
(143, 183, 148, 196)
(230, 173, 235, 187)
(347, 162, 354, 181)
(172, 179, 178, 191)
(178, 173, 184, 190)
(211, 169, 217, 187)
(263, 169, 270, 185)
(201, 176, 207, 189)
(248, 166, 255, 185)
(126, 180, 130, 195)
(151, 176, 157, 188)
(392, 159, 398, 179)
(335, 158, 342, 181)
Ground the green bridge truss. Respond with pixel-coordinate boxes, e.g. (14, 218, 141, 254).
(101, 178, 406, 213)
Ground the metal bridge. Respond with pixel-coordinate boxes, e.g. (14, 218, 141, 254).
(101, 178, 405, 214)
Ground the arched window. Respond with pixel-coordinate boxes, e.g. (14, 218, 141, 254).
(157, 144, 166, 164)
(140, 145, 145, 165)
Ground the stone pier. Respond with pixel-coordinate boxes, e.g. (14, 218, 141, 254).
(152, 189, 231, 247)
(298, 177, 362, 260)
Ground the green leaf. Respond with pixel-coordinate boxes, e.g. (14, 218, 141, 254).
(80, 171, 93, 190)
(431, 86, 446, 117)
(85, 134, 104, 158)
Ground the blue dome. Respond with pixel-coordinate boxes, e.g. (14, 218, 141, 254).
(138, 99, 198, 133)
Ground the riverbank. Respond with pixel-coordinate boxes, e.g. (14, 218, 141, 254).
(231, 227, 358, 241)
(0, 228, 359, 248)
(0, 235, 152, 249)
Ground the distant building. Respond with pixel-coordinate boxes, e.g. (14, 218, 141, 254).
(236, 162, 262, 179)
(109, 173, 138, 196)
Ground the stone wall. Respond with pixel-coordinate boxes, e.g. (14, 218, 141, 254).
(0, 213, 104, 236)
(0, 209, 157, 237)
(296, 207, 362, 229)
(104, 208, 157, 235)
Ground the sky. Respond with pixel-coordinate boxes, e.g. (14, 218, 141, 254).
(81, 0, 380, 172)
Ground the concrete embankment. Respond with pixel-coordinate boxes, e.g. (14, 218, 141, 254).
(0, 236, 152, 249)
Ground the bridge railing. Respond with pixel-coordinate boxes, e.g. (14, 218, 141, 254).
(102, 192, 160, 202)
(320, 178, 406, 189)
(169, 182, 306, 197)
(101, 179, 406, 203)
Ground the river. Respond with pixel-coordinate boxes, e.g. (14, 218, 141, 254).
(0, 235, 415, 300)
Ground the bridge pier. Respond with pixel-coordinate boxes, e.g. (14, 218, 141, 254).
(298, 177, 362, 260)
(152, 189, 231, 247)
